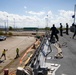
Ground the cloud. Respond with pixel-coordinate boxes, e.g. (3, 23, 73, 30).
(24, 6, 27, 9)
(46, 10, 74, 27)
(26, 11, 45, 16)
(0, 10, 74, 28)
(54, 10, 74, 27)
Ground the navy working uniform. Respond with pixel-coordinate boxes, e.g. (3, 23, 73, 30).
(60, 23, 63, 36)
(50, 24, 59, 42)
(72, 25, 76, 39)
(66, 23, 69, 35)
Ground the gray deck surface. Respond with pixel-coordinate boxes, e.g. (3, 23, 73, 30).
(39, 32, 76, 75)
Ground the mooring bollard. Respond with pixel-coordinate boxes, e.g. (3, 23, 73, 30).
(4, 68, 9, 75)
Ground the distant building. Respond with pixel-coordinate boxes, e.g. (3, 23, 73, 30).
(23, 27, 38, 31)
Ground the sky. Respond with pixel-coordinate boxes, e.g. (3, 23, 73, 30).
(0, 0, 76, 28)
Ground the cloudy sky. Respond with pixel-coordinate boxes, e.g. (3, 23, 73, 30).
(0, 0, 76, 28)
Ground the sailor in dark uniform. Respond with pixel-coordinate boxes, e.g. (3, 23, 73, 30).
(72, 24, 76, 39)
(66, 23, 69, 35)
(50, 24, 59, 42)
(60, 23, 63, 36)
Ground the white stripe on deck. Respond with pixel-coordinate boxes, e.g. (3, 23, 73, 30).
(39, 52, 60, 75)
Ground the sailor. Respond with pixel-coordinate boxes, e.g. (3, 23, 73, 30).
(50, 24, 59, 42)
(66, 23, 69, 35)
(72, 24, 76, 39)
(60, 23, 63, 36)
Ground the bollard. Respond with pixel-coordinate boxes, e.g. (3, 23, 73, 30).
(4, 68, 9, 75)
